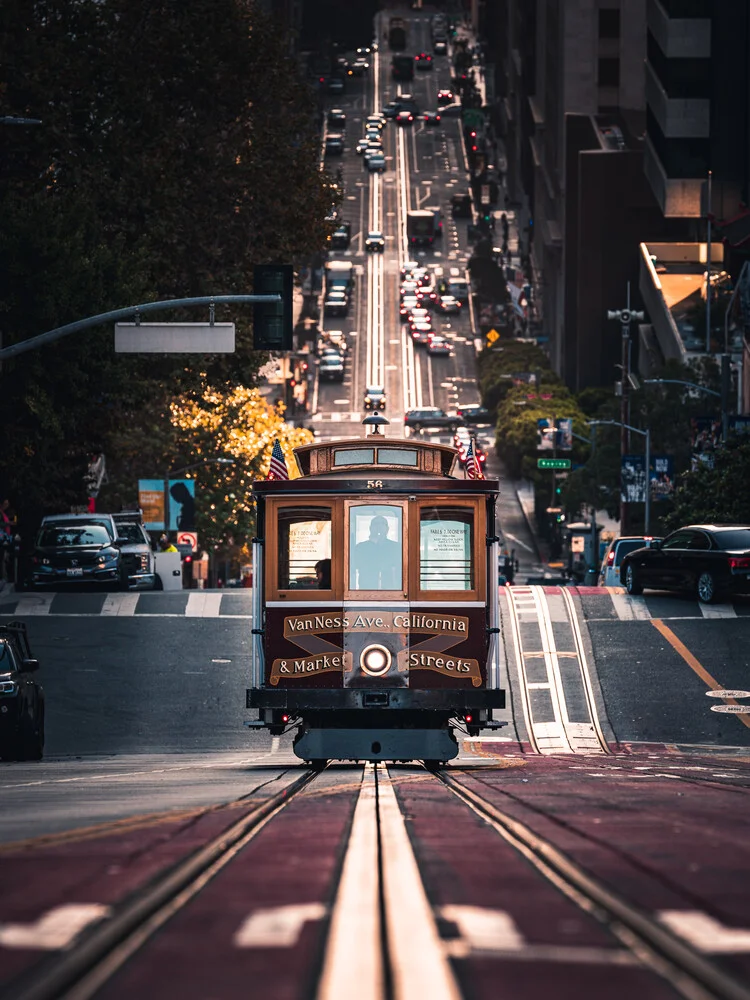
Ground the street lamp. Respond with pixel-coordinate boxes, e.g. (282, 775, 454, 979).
(643, 377, 727, 441)
(588, 420, 651, 535)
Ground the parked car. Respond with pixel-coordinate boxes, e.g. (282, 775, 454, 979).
(319, 355, 345, 382)
(404, 407, 459, 432)
(620, 524, 750, 603)
(324, 134, 345, 156)
(364, 385, 386, 411)
(424, 111, 441, 126)
(365, 231, 386, 252)
(112, 510, 157, 590)
(30, 515, 123, 590)
(365, 152, 386, 173)
(599, 536, 657, 588)
(0, 622, 44, 760)
(456, 403, 491, 425)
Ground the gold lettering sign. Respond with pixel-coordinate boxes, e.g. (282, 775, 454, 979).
(270, 651, 354, 686)
(396, 650, 482, 687)
(283, 611, 469, 639)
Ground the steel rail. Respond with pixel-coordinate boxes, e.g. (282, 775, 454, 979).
(437, 771, 750, 1000)
(5, 769, 319, 1000)
(559, 586, 611, 753)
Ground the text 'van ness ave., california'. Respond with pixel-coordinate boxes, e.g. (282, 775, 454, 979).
(283, 612, 469, 638)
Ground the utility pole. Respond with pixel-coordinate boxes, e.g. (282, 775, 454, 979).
(607, 284, 644, 533)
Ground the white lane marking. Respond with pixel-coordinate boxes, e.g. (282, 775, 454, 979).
(12, 594, 54, 615)
(699, 603, 737, 619)
(0, 904, 111, 950)
(502, 531, 534, 553)
(659, 911, 750, 953)
(185, 592, 222, 617)
(318, 767, 381, 1000)
(101, 593, 139, 616)
(609, 591, 652, 620)
(705, 690, 750, 698)
(440, 905, 523, 950)
(234, 903, 326, 948)
(378, 766, 461, 1000)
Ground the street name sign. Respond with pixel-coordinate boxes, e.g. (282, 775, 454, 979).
(537, 458, 571, 470)
(115, 323, 235, 353)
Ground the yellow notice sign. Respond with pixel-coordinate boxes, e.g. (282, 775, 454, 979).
(486, 328, 500, 346)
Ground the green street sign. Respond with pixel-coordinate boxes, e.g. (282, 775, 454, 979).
(537, 458, 571, 470)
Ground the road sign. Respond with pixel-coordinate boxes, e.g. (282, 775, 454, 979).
(537, 458, 571, 470)
(462, 109, 484, 129)
(178, 531, 198, 552)
(115, 323, 235, 353)
(486, 328, 500, 346)
(481, 184, 490, 205)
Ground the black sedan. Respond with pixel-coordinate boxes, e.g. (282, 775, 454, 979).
(0, 622, 44, 760)
(620, 524, 750, 604)
(404, 407, 459, 432)
(30, 522, 123, 589)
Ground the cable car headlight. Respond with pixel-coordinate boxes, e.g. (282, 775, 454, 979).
(360, 644, 392, 677)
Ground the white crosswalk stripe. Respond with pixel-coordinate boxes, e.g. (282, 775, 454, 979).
(185, 592, 223, 617)
(101, 593, 139, 616)
(699, 602, 737, 619)
(609, 590, 652, 621)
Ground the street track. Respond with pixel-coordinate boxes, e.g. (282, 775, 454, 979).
(4, 760, 750, 1000)
(504, 585, 610, 754)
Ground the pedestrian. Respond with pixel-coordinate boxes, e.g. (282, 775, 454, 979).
(158, 533, 178, 553)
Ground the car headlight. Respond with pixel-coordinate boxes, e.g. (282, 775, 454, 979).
(0, 680, 18, 695)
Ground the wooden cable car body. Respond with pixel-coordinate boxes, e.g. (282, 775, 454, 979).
(247, 438, 505, 763)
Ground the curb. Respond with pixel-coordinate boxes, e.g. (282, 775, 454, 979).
(514, 486, 544, 564)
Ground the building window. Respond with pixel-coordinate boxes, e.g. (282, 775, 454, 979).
(598, 9, 620, 39)
(598, 57, 620, 88)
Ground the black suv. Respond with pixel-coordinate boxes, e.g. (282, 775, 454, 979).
(404, 407, 459, 432)
(0, 622, 44, 760)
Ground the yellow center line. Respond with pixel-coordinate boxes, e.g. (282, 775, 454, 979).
(651, 618, 750, 729)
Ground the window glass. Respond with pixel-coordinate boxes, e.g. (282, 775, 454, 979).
(662, 531, 691, 550)
(688, 532, 711, 551)
(714, 529, 750, 551)
(115, 523, 146, 544)
(614, 539, 649, 565)
(278, 508, 332, 589)
(420, 508, 473, 590)
(378, 448, 418, 467)
(38, 525, 112, 547)
(334, 448, 375, 467)
(349, 505, 402, 590)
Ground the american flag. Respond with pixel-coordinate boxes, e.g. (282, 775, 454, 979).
(465, 438, 484, 480)
(267, 439, 289, 481)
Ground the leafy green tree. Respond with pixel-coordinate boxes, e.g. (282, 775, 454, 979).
(665, 437, 750, 530)
(477, 341, 559, 414)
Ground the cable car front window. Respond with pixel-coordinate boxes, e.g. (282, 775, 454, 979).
(349, 505, 403, 591)
(278, 507, 332, 590)
(420, 508, 473, 590)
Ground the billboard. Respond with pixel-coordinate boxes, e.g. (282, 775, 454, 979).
(168, 479, 196, 532)
(537, 417, 572, 451)
(621, 455, 646, 503)
(139, 479, 166, 531)
(649, 455, 674, 501)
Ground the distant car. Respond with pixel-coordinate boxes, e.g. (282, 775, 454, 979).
(456, 403, 491, 425)
(404, 407, 459, 432)
(433, 39, 447, 55)
(400, 280, 420, 298)
(364, 385, 386, 411)
(365, 231, 385, 252)
(351, 58, 370, 75)
(383, 101, 400, 119)
(427, 334, 451, 356)
(324, 290, 349, 316)
(600, 536, 658, 588)
(327, 77, 345, 94)
(437, 89, 454, 106)
(328, 222, 351, 249)
(319, 355, 345, 382)
(400, 296, 421, 318)
(451, 193, 473, 218)
(406, 307, 431, 324)
(0, 622, 44, 761)
(356, 137, 381, 155)
(396, 110, 415, 125)
(327, 109, 347, 128)
(401, 261, 428, 280)
(365, 152, 386, 173)
(424, 111, 441, 126)
(438, 294, 461, 313)
(410, 326, 431, 346)
(30, 519, 123, 589)
(620, 524, 750, 603)
(415, 52, 433, 70)
(112, 511, 157, 590)
(324, 134, 344, 155)
(319, 330, 348, 356)
(365, 115, 384, 131)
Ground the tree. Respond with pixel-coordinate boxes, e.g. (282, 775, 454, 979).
(477, 341, 559, 415)
(665, 437, 750, 530)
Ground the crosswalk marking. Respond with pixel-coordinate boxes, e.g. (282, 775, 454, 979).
(186, 592, 223, 617)
(610, 591, 651, 621)
(11, 594, 54, 615)
(699, 603, 737, 619)
(101, 593, 139, 616)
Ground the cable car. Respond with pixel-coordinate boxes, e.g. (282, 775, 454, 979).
(247, 428, 505, 764)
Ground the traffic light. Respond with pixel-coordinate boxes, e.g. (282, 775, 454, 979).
(253, 264, 293, 350)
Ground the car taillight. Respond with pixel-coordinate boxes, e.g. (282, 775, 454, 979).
(607, 550, 615, 566)
(729, 557, 750, 571)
